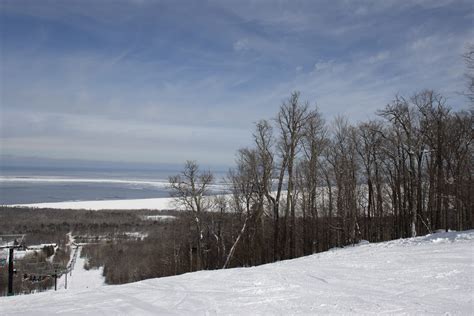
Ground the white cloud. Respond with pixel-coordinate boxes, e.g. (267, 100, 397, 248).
(314, 60, 335, 72)
(233, 38, 250, 51)
(313, 60, 346, 74)
(410, 36, 436, 51)
(367, 51, 390, 64)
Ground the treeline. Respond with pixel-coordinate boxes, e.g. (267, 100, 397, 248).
(81, 211, 237, 284)
(170, 89, 473, 270)
(0, 207, 165, 245)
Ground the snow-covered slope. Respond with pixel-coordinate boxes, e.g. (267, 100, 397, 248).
(1, 231, 473, 315)
(56, 247, 105, 291)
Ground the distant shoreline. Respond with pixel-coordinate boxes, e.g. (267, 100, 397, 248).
(0, 173, 229, 205)
(9, 197, 177, 211)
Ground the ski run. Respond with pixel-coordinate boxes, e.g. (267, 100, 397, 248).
(1, 230, 472, 315)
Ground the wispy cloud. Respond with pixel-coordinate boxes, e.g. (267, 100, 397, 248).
(1, 0, 472, 165)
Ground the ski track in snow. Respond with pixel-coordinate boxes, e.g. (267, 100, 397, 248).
(56, 246, 105, 292)
(1, 230, 473, 315)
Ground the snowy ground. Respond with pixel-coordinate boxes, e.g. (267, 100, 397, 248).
(56, 247, 105, 291)
(141, 215, 176, 221)
(11, 194, 229, 211)
(1, 230, 473, 315)
(0, 244, 56, 262)
(12, 197, 176, 210)
(9, 192, 260, 211)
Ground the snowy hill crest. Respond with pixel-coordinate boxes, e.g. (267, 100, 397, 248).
(1, 230, 473, 315)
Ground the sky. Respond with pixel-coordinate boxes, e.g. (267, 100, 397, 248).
(1, 0, 473, 167)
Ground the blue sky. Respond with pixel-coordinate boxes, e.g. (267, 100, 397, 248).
(1, 0, 473, 167)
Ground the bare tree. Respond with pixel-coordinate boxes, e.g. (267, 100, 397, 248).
(253, 120, 284, 261)
(276, 92, 316, 258)
(169, 160, 213, 270)
(223, 144, 269, 268)
(298, 109, 326, 253)
(443, 111, 473, 231)
(327, 116, 359, 245)
(223, 149, 256, 268)
(417, 92, 450, 231)
(463, 44, 474, 105)
(356, 120, 385, 241)
(379, 97, 426, 237)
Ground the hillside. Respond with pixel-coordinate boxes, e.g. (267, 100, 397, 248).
(1, 230, 472, 315)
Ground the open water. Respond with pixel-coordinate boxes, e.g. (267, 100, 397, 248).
(0, 166, 227, 205)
